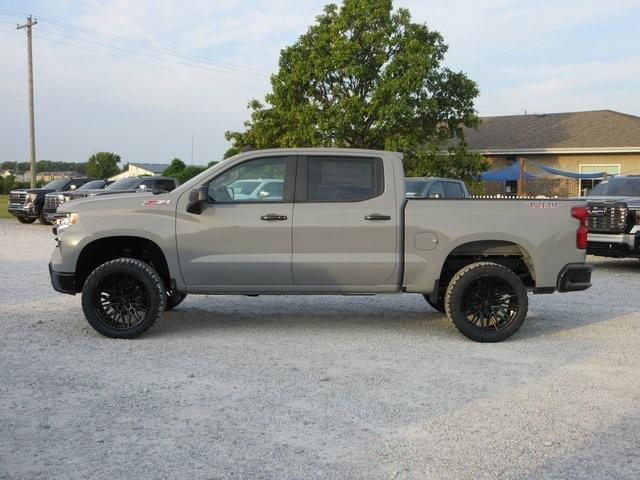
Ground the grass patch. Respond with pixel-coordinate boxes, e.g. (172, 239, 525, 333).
(0, 195, 12, 219)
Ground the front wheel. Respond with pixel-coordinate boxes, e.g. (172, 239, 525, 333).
(39, 210, 52, 225)
(81, 258, 166, 338)
(444, 262, 528, 342)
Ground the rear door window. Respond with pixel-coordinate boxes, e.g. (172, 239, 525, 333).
(306, 156, 383, 202)
(428, 182, 444, 198)
(444, 182, 464, 198)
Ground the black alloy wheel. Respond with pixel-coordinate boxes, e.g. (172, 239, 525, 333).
(444, 262, 528, 342)
(82, 258, 166, 338)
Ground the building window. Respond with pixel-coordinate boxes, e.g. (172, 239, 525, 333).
(579, 165, 620, 196)
(505, 180, 517, 195)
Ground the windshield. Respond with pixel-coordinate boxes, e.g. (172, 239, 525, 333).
(405, 180, 427, 196)
(589, 178, 640, 197)
(42, 179, 69, 190)
(106, 178, 141, 190)
(229, 180, 261, 195)
(77, 180, 105, 190)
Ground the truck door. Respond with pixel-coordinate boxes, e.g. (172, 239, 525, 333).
(176, 155, 296, 287)
(291, 155, 399, 287)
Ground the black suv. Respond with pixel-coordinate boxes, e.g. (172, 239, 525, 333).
(586, 176, 640, 258)
(8, 178, 95, 225)
(67, 176, 179, 201)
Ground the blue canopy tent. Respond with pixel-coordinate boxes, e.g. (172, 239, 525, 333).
(480, 159, 536, 181)
(527, 161, 611, 179)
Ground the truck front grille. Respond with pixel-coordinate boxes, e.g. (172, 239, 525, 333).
(44, 195, 61, 210)
(587, 204, 630, 233)
(9, 192, 27, 205)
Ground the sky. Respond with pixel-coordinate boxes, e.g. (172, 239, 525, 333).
(1, 0, 639, 165)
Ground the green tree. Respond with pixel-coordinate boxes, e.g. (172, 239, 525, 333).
(403, 144, 488, 181)
(175, 166, 207, 184)
(86, 152, 121, 178)
(162, 158, 186, 177)
(225, 0, 482, 174)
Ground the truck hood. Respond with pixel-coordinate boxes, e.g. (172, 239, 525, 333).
(58, 191, 158, 214)
(10, 188, 55, 195)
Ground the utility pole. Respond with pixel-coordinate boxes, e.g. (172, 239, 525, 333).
(190, 133, 195, 165)
(17, 16, 38, 188)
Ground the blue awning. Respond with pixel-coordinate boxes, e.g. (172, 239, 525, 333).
(480, 159, 536, 181)
(528, 161, 610, 179)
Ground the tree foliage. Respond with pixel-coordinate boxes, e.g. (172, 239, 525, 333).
(403, 144, 488, 181)
(86, 152, 121, 179)
(162, 159, 207, 184)
(163, 158, 187, 177)
(225, 0, 484, 178)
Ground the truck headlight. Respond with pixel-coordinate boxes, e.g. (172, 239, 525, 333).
(57, 194, 65, 202)
(25, 193, 37, 203)
(56, 212, 79, 232)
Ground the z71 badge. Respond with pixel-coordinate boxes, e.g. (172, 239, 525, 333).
(528, 201, 559, 209)
(143, 199, 171, 207)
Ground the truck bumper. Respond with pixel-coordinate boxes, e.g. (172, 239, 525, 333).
(587, 232, 640, 257)
(49, 262, 76, 295)
(8, 203, 36, 218)
(557, 263, 592, 292)
(43, 209, 58, 222)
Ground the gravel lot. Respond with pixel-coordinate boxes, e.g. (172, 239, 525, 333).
(0, 219, 639, 480)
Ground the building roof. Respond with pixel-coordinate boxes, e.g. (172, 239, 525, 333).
(463, 110, 640, 154)
(129, 163, 169, 173)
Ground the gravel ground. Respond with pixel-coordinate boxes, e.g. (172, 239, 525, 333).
(0, 219, 639, 480)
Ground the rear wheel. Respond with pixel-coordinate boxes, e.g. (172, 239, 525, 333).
(444, 262, 528, 342)
(17, 216, 36, 224)
(81, 258, 166, 338)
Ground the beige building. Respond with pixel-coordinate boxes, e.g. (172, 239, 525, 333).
(465, 110, 640, 197)
(109, 163, 169, 181)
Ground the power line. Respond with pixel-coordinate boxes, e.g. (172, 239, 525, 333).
(0, 29, 262, 89)
(33, 26, 265, 81)
(0, 9, 269, 76)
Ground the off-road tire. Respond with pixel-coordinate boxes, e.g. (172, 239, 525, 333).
(423, 293, 445, 313)
(165, 292, 187, 311)
(17, 216, 36, 224)
(81, 258, 166, 339)
(444, 262, 528, 342)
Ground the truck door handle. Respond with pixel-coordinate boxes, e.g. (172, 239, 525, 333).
(261, 214, 288, 221)
(365, 214, 391, 221)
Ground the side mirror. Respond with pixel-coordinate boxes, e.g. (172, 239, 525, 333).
(139, 184, 147, 190)
(258, 190, 269, 198)
(428, 192, 442, 199)
(70, 185, 77, 191)
(187, 185, 209, 214)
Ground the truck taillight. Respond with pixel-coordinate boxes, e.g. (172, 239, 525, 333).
(572, 207, 588, 250)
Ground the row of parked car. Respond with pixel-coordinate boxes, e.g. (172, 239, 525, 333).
(7, 175, 470, 225)
(7, 176, 180, 224)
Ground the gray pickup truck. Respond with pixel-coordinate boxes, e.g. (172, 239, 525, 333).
(50, 148, 591, 342)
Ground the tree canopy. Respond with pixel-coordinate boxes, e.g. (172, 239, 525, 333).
(86, 152, 121, 179)
(225, 0, 484, 179)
